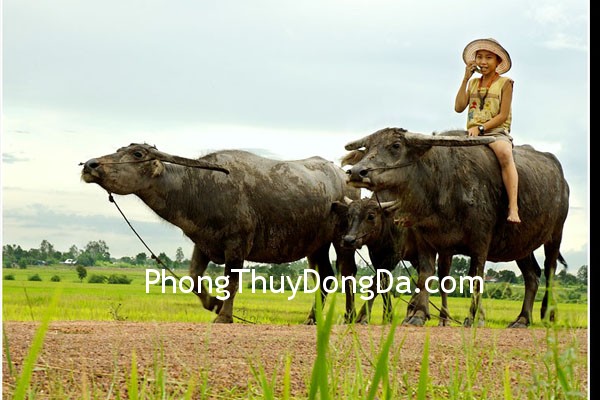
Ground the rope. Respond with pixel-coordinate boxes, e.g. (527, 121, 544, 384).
(364, 160, 417, 171)
(107, 192, 255, 324)
(356, 252, 462, 326)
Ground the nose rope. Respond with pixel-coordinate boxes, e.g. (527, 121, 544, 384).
(106, 191, 255, 324)
(363, 159, 417, 172)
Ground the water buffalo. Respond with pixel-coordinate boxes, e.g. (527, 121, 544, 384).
(343, 128, 570, 327)
(332, 196, 454, 326)
(81, 143, 361, 323)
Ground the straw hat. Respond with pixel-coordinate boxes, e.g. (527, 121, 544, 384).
(462, 38, 512, 75)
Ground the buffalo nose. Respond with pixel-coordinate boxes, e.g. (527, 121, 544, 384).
(83, 158, 100, 171)
(346, 166, 369, 181)
(343, 235, 356, 247)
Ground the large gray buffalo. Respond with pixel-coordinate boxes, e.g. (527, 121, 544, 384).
(343, 128, 570, 327)
(81, 143, 360, 323)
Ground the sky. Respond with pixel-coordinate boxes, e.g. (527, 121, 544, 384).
(2, 0, 589, 274)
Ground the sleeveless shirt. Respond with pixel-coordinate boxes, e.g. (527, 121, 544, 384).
(466, 76, 513, 134)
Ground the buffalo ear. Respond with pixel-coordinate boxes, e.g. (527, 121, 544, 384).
(331, 201, 348, 215)
(340, 150, 365, 167)
(151, 159, 165, 177)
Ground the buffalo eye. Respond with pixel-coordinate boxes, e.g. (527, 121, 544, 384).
(392, 142, 401, 150)
(133, 151, 143, 158)
(367, 213, 376, 221)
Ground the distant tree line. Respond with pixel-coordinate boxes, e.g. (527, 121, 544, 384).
(2, 240, 187, 269)
(2, 241, 588, 288)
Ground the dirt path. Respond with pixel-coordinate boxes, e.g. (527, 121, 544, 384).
(2, 321, 588, 399)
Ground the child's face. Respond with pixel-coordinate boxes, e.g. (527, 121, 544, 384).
(475, 50, 500, 74)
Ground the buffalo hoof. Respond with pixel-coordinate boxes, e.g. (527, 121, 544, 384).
(344, 313, 357, 325)
(402, 316, 426, 326)
(303, 317, 317, 325)
(213, 315, 233, 323)
(207, 297, 223, 314)
(463, 318, 485, 327)
(438, 318, 451, 327)
(355, 314, 369, 325)
(507, 320, 529, 328)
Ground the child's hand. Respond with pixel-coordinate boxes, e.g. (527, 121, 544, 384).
(467, 126, 480, 137)
(464, 62, 479, 80)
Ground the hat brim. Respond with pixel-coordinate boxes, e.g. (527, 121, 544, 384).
(462, 39, 511, 75)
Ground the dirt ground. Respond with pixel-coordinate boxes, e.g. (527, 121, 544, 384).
(2, 321, 588, 399)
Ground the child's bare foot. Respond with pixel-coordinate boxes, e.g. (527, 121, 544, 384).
(507, 209, 521, 224)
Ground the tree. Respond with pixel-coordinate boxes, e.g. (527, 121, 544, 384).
(82, 240, 111, 263)
(2, 244, 24, 267)
(450, 256, 470, 277)
(577, 265, 588, 284)
(175, 247, 185, 265)
(158, 252, 172, 268)
(118, 256, 134, 264)
(270, 263, 296, 279)
(77, 252, 95, 266)
(67, 245, 81, 260)
(556, 269, 579, 286)
(76, 265, 88, 282)
(485, 269, 499, 279)
(39, 240, 55, 261)
(497, 269, 518, 283)
(135, 252, 148, 265)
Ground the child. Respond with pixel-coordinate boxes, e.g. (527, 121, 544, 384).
(454, 38, 521, 223)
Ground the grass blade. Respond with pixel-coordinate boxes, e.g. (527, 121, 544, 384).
(2, 325, 16, 377)
(416, 328, 430, 400)
(503, 364, 513, 400)
(309, 290, 335, 400)
(282, 353, 292, 400)
(366, 316, 399, 400)
(13, 289, 61, 399)
(128, 349, 139, 400)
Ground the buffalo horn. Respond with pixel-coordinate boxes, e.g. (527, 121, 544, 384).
(344, 137, 367, 150)
(379, 201, 403, 213)
(150, 149, 230, 174)
(404, 131, 495, 147)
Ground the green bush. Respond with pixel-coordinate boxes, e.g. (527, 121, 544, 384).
(88, 274, 108, 284)
(50, 275, 61, 282)
(28, 274, 42, 282)
(4, 274, 15, 280)
(107, 274, 132, 285)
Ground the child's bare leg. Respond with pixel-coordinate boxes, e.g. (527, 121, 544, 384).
(489, 141, 521, 223)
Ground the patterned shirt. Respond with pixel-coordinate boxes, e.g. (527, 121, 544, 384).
(466, 75, 513, 134)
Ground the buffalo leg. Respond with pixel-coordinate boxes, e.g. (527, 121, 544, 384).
(437, 254, 452, 326)
(508, 254, 541, 328)
(381, 278, 393, 324)
(356, 271, 388, 324)
(355, 291, 377, 324)
(189, 245, 223, 314)
(464, 255, 486, 327)
(541, 243, 562, 323)
(214, 260, 243, 323)
(304, 245, 335, 324)
(336, 245, 358, 323)
(403, 252, 436, 326)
